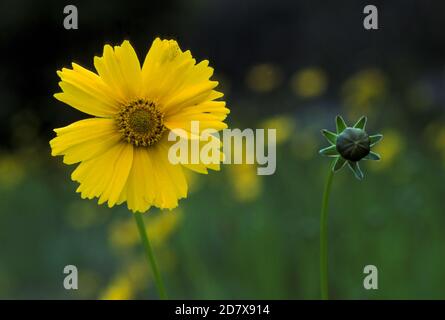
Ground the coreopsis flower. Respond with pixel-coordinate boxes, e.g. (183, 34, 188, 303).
(319, 115, 382, 180)
(51, 39, 229, 212)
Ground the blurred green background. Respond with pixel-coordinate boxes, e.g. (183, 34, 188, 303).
(1, 0, 445, 299)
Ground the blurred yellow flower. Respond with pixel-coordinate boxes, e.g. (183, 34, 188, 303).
(342, 69, 387, 118)
(110, 210, 181, 250)
(260, 114, 296, 145)
(368, 129, 403, 171)
(50, 39, 229, 213)
(434, 128, 445, 149)
(100, 274, 135, 300)
(0, 153, 25, 189)
(246, 63, 283, 93)
(100, 258, 154, 300)
(290, 67, 327, 98)
(228, 163, 262, 203)
(425, 122, 445, 162)
(103, 213, 179, 300)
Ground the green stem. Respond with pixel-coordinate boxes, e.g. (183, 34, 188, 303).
(320, 169, 334, 300)
(134, 213, 168, 300)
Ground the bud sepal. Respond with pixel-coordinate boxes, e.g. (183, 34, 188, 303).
(319, 115, 383, 180)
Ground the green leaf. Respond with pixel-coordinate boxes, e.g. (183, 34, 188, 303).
(319, 145, 339, 157)
(369, 134, 383, 147)
(348, 161, 364, 180)
(335, 115, 347, 134)
(321, 129, 337, 145)
(363, 151, 381, 161)
(332, 156, 346, 172)
(353, 116, 367, 130)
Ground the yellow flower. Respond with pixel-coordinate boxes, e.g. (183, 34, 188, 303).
(100, 274, 134, 300)
(342, 69, 387, 118)
(246, 63, 283, 93)
(50, 39, 230, 213)
(228, 163, 262, 203)
(368, 129, 402, 171)
(290, 67, 327, 98)
(0, 153, 25, 189)
(260, 114, 295, 145)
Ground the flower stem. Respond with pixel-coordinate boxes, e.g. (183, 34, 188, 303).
(134, 213, 168, 300)
(320, 169, 334, 300)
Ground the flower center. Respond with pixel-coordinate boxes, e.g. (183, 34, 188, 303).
(116, 99, 166, 147)
(336, 127, 370, 161)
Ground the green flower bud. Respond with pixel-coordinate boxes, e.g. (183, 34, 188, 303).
(319, 115, 383, 180)
(336, 128, 370, 162)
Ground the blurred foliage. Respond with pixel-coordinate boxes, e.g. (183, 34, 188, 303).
(1, 0, 445, 299)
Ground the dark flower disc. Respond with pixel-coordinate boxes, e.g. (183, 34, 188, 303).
(336, 127, 370, 161)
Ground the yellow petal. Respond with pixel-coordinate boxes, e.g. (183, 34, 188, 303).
(161, 60, 217, 114)
(170, 100, 230, 119)
(162, 81, 219, 115)
(141, 39, 219, 115)
(150, 141, 188, 209)
(164, 97, 229, 139)
(120, 140, 188, 213)
(114, 41, 143, 97)
(142, 39, 195, 101)
(124, 147, 157, 213)
(54, 75, 119, 117)
(94, 40, 142, 102)
(181, 162, 220, 174)
(164, 134, 222, 174)
(99, 143, 134, 207)
(165, 119, 228, 133)
(57, 63, 121, 116)
(50, 118, 122, 164)
(72, 142, 133, 208)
